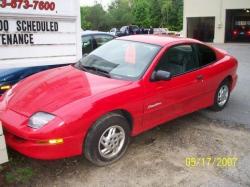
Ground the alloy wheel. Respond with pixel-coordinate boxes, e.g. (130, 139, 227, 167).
(98, 125, 125, 159)
(217, 85, 229, 107)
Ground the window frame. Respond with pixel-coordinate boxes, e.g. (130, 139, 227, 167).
(92, 34, 115, 49)
(82, 35, 94, 55)
(193, 43, 218, 69)
(153, 43, 200, 78)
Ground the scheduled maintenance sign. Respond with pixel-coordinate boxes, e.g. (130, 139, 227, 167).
(0, 20, 59, 45)
(0, 0, 82, 68)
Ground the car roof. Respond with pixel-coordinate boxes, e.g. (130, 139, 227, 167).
(82, 30, 113, 36)
(117, 35, 200, 47)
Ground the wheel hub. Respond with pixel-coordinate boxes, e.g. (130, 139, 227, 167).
(217, 85, 229, 107)
(98, 126, 125, 159)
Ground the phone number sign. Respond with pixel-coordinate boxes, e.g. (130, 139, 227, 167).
(0, 0, 77, 16)
(1, 0, 56, 11)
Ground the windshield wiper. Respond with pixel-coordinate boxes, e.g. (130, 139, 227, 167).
(80, 65, 111, 78)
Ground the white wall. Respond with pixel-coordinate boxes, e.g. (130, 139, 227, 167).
(0, 0, 82, 68)
(183, 0, 250, 43)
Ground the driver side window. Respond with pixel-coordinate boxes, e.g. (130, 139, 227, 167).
(156, 45, 198, 76)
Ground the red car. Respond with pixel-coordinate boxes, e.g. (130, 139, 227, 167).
(232, 26, 250, 40)
(0, 35, 238, 166)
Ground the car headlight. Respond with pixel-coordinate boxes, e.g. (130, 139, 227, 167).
(29, 112, 56, 129)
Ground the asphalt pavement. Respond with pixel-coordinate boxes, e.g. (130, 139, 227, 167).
(200, 43, 250, 127)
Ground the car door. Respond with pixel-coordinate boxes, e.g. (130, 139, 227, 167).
(193, 43, 220, 106)
(143, 44, 207, 130)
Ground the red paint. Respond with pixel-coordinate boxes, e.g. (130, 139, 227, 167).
(0, 36, 238, 160)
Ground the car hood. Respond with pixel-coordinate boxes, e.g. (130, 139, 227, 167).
(4, 65, 132, 117)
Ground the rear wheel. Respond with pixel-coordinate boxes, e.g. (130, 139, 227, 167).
(84, 113, 130, 166)
(211, 80, 230, 111)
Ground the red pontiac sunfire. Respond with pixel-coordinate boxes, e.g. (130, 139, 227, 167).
(0, 35, 238, 166)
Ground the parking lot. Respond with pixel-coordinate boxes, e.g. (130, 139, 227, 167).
(0, 43, 250, 187)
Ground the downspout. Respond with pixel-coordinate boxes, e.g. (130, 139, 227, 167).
(218, 0, 223, 28)
(214, 0, 223, 43)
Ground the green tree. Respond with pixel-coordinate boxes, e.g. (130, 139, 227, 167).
(148, 0, 162, 28)
(108, 0, 134, 28)
(80, 6, 91, 30)
(131, 0, 150, 27)
(81, 4, 110, 31)
(80, 0, 184, 31)
(86, 4, 109, 30)
(160, 0, 173, 27)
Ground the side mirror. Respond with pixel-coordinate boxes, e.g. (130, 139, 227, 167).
(151, 70, 172, 81)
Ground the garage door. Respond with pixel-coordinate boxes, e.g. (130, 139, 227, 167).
(225, 9, 250, 43)
(187, 17, 215, 42)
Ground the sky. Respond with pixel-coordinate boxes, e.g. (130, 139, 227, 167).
(80, 0, 113, 8)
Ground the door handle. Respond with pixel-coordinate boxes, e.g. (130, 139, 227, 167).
(196, 75, 204, 80)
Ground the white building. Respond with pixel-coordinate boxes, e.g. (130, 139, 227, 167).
(183, 0, 250, 43)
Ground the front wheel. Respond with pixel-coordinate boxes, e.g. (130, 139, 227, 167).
(84, 113, 130, 166)
(211, 80, 231, 111)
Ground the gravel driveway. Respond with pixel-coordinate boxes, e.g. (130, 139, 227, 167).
(0, 43, 250, 187)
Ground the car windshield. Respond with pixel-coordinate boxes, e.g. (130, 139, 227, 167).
(77, 40, 161, 80)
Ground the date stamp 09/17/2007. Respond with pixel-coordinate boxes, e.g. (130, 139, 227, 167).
(185, 157, 239, 168)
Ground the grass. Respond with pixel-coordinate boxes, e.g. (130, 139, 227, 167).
(5, 167, 34, 184)
(0, 150, 36, 185)
(0, 165, 4, 172)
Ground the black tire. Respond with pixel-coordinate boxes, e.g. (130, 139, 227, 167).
(210, 80, 231, 112)
(84, 113, 130, 166)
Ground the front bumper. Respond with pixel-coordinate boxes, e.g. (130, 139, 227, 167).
(4, 129, 83, 160)
(0, 109, 84, 160)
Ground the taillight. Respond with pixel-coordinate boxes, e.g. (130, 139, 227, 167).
(247, 31, 250, 36)
(233, 31, 238, 35)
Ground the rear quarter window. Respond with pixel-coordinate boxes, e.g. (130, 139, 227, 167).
(196, 44, 217, 67)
